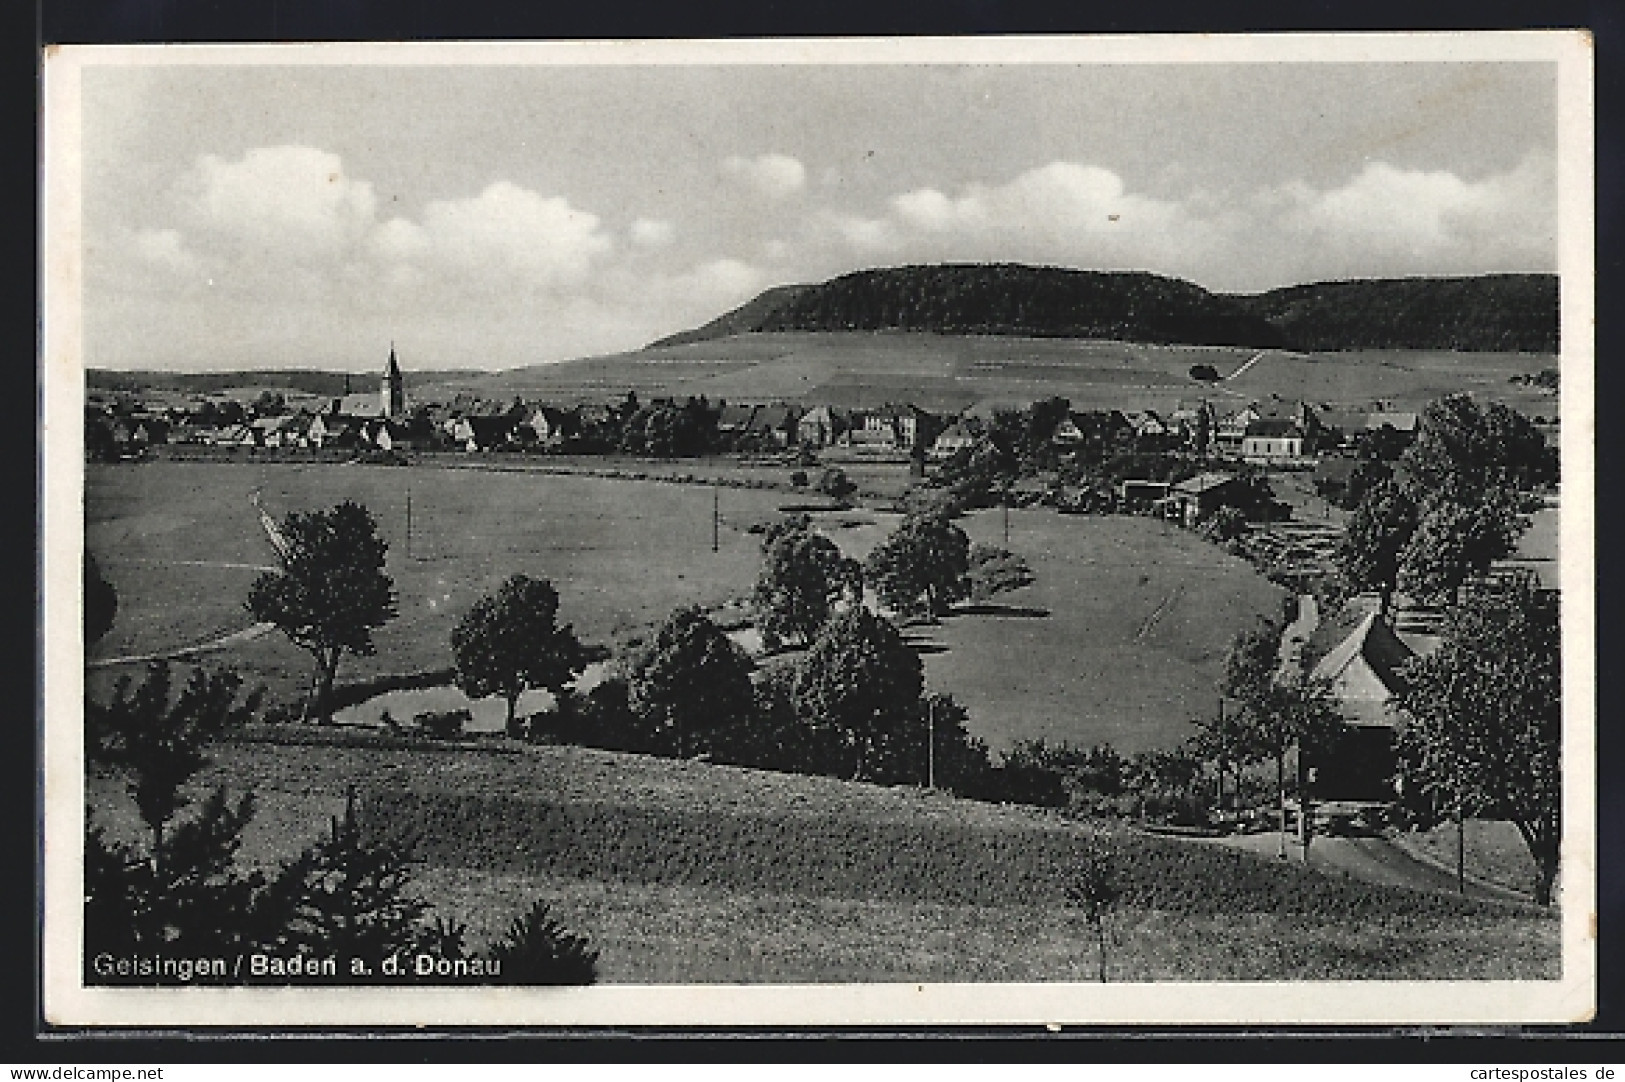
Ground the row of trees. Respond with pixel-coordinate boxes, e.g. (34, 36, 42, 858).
(1329, 395, 1563, 904)
(1336, 394, 1554, 613)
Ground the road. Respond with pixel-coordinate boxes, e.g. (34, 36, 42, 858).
(1196, 829, 1531, 905)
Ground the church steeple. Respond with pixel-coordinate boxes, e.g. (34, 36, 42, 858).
(381, 343, 405, 419)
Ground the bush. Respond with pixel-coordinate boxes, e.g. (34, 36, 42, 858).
(789, 469, 809, 488)
(417, 709, 470, 740)
(484, 899, 599, 985)
(817, 468, 857, 501)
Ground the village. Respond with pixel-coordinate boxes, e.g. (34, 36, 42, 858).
(84, 345, 1561, 842)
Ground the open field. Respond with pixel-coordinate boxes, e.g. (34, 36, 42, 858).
(842, 508, 1287, 754)
(87, 461, 1280, 754)
(86, 737, 1557, 982)
(87, 461, 795, 705)
(420, 332, 1559, 416)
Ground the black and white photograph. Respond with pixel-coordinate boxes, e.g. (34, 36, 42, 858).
(40, 33, 1595, 1027)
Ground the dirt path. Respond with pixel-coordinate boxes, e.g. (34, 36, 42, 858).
(1224, 350, 1270, 381)
(1199, 830, 1531, 904)
(88, 621, 280, 669)
(1134, 583, 1185, 641)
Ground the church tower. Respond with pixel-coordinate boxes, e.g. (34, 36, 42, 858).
(381, 344, 405, 419)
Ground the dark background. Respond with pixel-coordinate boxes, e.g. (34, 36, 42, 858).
(18, 0, 1623, 1061)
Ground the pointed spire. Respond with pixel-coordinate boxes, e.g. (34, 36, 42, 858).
(385, 342, 402, 380)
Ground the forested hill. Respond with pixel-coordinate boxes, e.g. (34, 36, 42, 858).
(1233, 274, 1558, 352)
(650, 265, 1559, 353)
(650, 265, 1289, 350)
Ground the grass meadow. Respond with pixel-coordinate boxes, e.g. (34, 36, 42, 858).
(421, 332, 1559, 417)
(86, 460, 1281, 754)
(85, 737, 1558, 983)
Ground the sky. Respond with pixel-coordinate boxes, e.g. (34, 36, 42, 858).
(75, 55, 1560, 372)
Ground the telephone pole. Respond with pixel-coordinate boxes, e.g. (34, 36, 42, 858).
(405, 486, 413, 560)
(712, 484, 720, 553)
(926, 697, 935, 790)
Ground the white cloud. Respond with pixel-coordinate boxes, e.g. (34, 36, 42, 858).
(131, 228, 203, 276)
(1277, 152, 1556, 268)
(414, 181, 613, 289)
(839, 161, 1206, 273)
(821, 211, 903, 255)
(368, 217, 431, 262)
(812, 155, 1553, 289)
(629, 218, 676, 248)
(188, 146, 378, 258)
(722, 153, 807, 199)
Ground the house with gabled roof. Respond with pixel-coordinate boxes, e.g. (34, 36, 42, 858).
(1241, 417, 1308, 463)
(745, 404, 800, 447)
(930, 419, 979, 460)
(524, 405, 580, 448)
(1156, 471, 1243, 526)
(1303, 598, 1417, 803)
(451, 415, 515, 452)
(794, 405, 847, 448)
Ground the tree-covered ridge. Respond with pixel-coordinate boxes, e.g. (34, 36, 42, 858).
(660, 264, 1288, 348)
(1232, 274, 1558, 353)
(651, 265, 1559, 353)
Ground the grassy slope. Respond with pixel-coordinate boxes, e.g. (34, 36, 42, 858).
(86, 462, 794, 703)
(86, 738, 1556, 983)
(422, 332, 1558, 417)
(841, 508, 1286, 754)
(86, 463, 1282, 755)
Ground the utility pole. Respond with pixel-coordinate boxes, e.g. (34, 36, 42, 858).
(405, 486, 413, 561)
(712, 484, 719, 553)
(1002, 489, 1011, 547)
(926, 697, 936, 790)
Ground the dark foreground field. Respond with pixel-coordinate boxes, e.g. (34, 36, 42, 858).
(86, 736, 1558, 983)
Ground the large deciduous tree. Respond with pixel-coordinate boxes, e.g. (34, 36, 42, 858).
(865, 512, 971, 619)
(1338, 396, 1543, 610)
(792, 607, 924, 782)
(1397, 572, 1561, 904)
(1336, 479, 1418, 619)
(452, 574, 586, 736)
(626, 606, 756, 759)
(246, 500, 398, 724)
(752, 517, 862, 651)
(965, 543, 1035, 603)
(1220, 620, 1345, 859)
(1397, 486, 1527, 605)
(1402, 394, 1555, 500)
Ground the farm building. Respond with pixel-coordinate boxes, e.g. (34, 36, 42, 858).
(250, 414, 309, 448)
(524, 405, 580, 447)
(1155, 471, 1243, 527)
(745, 404, 800, 447)
(1304, 599, 1415, 803)
(716, 404, 759, 441)
(930, 420, 979, 459)
(1116, 478, 1170, 511)
(1366, 411, 1418, 437)
(452, 415, 515, 452)
(1054, 409, 1133, 451)
(848, 405, 928, 451)
(308, 414, 364, 449)
(1241, 418, 1308, 463)
(1213, 405, 1260, 454)
(794, 405, 847, 448)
